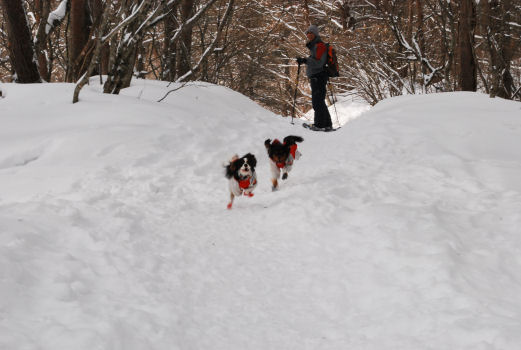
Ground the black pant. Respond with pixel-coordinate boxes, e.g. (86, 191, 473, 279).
(310, 72, 332, 128)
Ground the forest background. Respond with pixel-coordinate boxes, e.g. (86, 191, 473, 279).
(1, 0, 520, 115)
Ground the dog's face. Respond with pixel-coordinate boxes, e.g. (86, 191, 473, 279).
(225, 153, 257, 180)
(265, 140, 290, 163)
(269, 145, 290, 163)
(237, 156, 254, 178)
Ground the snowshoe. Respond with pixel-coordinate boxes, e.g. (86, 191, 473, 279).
(302, 123, 339, 132)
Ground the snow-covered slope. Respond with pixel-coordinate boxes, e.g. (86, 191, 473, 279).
(1, 80, 521, 350)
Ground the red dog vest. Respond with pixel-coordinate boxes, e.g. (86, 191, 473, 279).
(239, 177, 256, 189)
(276, 144, 298, 168)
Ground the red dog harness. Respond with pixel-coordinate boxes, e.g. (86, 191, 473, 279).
(239, 176, 257, 190)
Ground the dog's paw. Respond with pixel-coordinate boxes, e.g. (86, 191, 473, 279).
(282, 173, 288, 180)
(227, 202, 233, 209)
(272, 186, 278, 192)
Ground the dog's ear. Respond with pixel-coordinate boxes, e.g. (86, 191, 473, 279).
(229, 158, 239, 172)
(264, 139, 271, 149)
(229, 154, 240, 170)
(224, 154, 239, 178)
(245, 153, 257, 168)
(283, 135, 304, 145)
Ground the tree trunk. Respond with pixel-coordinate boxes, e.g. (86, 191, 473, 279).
(483, 0, 515, 98)
(103, 42, 139, 94)
(163, 3, 179, 81)
(34, 0, 51, 80)
(415, 0, 425, 91)
(177, 0, 195, 79)
(103, 1, 153, 94)
(135, 41, 146, 79)
(100, 43, 110, 75)
(68, 0, 90, 81)
(456, 0, 476, 91)
(1, 0, 41, 83)
(73, 3, 110, 103)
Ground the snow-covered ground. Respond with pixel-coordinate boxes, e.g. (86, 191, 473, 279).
(1, 80, 521, 350)
(304, 92, 371, 128)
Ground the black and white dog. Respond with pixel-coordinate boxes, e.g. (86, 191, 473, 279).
(264, 135, 303, 191)
(224, 153, 257, 209)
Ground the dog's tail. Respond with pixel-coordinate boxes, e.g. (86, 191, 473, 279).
(283, 135, 304, 145)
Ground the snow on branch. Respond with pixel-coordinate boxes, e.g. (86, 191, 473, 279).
(167, 0, 221, 46)
(46, 0, 68, 35)
(101, 1, 149, 43)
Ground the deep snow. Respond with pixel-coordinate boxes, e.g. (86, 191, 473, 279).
(1, 79, 521, 350)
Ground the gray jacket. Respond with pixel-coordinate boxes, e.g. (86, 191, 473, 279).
(305, 36, 327, 78)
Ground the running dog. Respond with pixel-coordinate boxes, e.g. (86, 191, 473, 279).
(224, 153, 257, 209)
(264, 135, 303, 191)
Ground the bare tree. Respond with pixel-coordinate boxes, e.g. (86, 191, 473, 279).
(1, 0, 41, 82)
(162, 1, 180, 81)
(455, 0, 476, 91)
(479, 0, 519, 99)
(67, 0, 98, 81)
(102, 0, 157, 94)
(73, 0, 110, 102)
(33, 0, 69, 81)
(176, 0, 195, 79)
(33, 0, 52, 80)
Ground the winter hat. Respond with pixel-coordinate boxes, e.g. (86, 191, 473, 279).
(306, 25, 319, 36)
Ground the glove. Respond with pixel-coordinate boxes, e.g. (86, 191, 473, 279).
(296, 57, 307, 65)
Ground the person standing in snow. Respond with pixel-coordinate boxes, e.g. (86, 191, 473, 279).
(296, 25, 333, 131)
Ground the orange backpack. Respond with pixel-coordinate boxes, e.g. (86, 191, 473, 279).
(324, 43, 340, 77)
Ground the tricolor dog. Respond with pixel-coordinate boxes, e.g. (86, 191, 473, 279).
(224, 153, 258, 209)
(264, 135, 303, 191)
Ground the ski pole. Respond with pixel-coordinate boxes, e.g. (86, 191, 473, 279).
(328, 81, 340, 127)
(291, 63, 301, 125)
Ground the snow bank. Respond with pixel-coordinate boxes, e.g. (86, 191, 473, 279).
(304, 92, 370, 128)
(1, 80, 521, 350)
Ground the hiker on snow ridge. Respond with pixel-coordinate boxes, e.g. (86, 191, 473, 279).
(296, 24, 333, 131)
